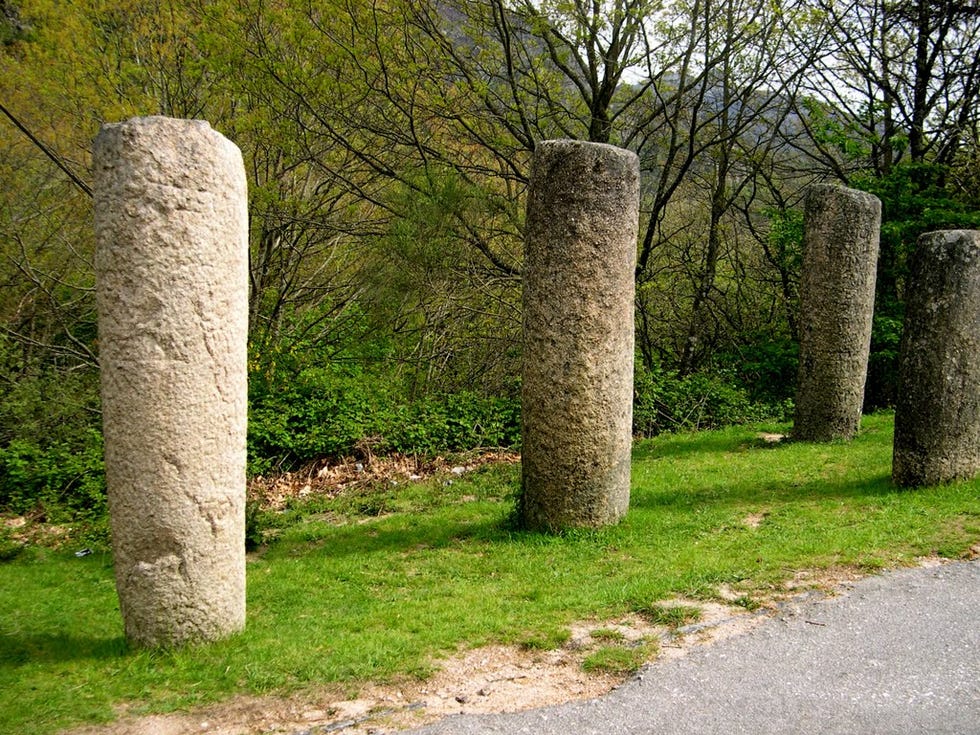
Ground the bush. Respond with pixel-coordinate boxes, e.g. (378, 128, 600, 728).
(721, 337, 799, 405)
(247, 365, 378, 473)
(865, 313, 904, 410)
(248, 377, 522, 472)
(0, 360, 106, 521)
(247, 341, 521, 472)
(633, 362, 788, 438)
(378, 392, 521, 455)
(854, 163, 980, 408)
(0, 430, 106, 520)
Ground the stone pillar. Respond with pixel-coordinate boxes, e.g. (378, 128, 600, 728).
(93, 117, 248, 646)
(893, 230, 980, 487)
(521, 140, 639, 532)
(793, 184, 881, 442)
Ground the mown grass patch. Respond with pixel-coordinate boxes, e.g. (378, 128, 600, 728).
(1, 413, 977, 734)
(630, 603, 702, 628)
(581, 640, 657, 675)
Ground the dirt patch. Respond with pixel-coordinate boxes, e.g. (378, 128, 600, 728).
(63, 596, 772, 735)
(248, 448, 521, 512)
(2, 514, 75, 549)
(782, 565, 868, 592)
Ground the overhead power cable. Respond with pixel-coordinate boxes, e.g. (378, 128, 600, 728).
(0, 101, 93, 198)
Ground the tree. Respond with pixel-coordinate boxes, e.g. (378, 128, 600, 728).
(795, 0, 980, 405)
(625, 0, 823, 376)
(801, 0, 980, 177)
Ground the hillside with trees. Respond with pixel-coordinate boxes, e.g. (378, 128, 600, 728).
(1, 0, 978, 525)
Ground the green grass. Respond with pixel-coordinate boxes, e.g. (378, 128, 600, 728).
(581, 641, 656, 674)
(1, 413, 978, 734)
(631, 603, 702, 628)
(589, 628, 626, 641)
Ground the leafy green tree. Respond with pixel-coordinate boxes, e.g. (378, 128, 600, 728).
(797, 0, 980, 405)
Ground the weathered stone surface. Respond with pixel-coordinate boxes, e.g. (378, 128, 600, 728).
(793, 184, 881, 442)
(893, 230, 980, 487)
(521, 139, 639, 532)
(93, 116, 248, 646)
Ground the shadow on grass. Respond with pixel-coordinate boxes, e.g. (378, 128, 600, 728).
(264, 511, 514, 560)
(631, 430, 804, 462)
(0, 632, 127, 668)
(632, 431, 753, 461)
(265, 473, 912, 561)
(631, 472, 902, 512)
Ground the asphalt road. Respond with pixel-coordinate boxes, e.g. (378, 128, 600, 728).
(406, 559, 980, 735)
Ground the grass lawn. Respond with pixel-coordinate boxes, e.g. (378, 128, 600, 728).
(1, 413, 978, 734)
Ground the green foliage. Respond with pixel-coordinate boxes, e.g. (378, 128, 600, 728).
(854, 163, 980, 407)
(0, 355, 105, 520)
(798, 96, 874, 162)
(362, 168, 522, 398)
(246, 314, 521, 473)
(633, 362, 787, 437)
(247, 363, 376, 472)
(0, 432, 105, 519)
(0, 295, 525, 519)
(381, 392, 521, 455)
(857, 163, 980, 243)
(1, 1, 34, 47)
(865, 313, 904, 410)
(717, 337, 799, 406)
(244, 499, 268, 552)
(764, 207, 804, 278)
(249, 379, 520, 473)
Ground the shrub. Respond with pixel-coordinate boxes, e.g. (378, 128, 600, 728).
(721, 337, 799, 405)
(633, 362, 787, 438)
(0, 361, 106, 521)
(247, 366, 377, 473)
(247, 348, 521, 472)
(0, 430, 106, 520)
(378, 392, 521, 455)
(248, 381, 522, 472)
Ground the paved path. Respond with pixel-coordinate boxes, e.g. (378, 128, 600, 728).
(406, 560, 980, 735)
